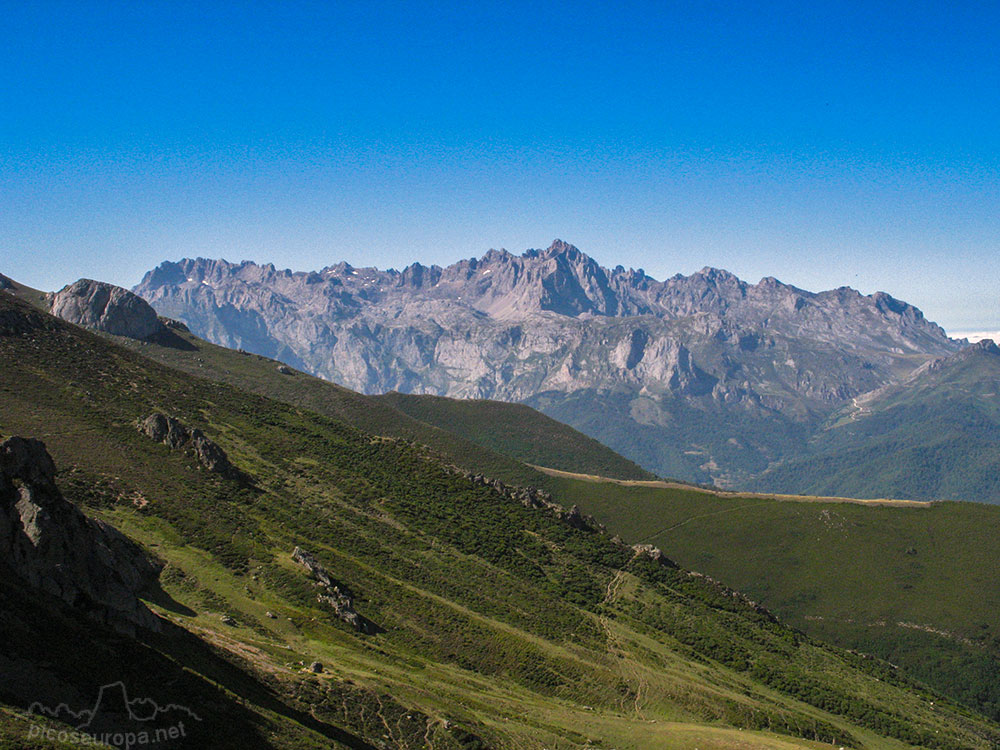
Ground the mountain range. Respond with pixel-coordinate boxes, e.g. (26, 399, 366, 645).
(135, 240, 985, 496)
(7, 274, 1000, 748)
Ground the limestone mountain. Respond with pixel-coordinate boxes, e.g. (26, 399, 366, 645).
(135, 241, 958, 485)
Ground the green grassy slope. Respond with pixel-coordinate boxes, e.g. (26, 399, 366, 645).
(112, 323, 549, 488)
(2, 292, 997, 748)
(525, 388, 812, 487)
(375, 392, 655, 481)
(558, 473, 1000, 722)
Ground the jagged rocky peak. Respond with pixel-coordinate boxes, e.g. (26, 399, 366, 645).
(947, 337, 999, 361)
(132, 240, 960, 486)
(542, 238, 585, 260)
(0, 436, 163, 634)
(48, 278, 165, 340)
(970, 338, 1000, 354)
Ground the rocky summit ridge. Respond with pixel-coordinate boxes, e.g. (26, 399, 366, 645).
(135, 241, 959, 484)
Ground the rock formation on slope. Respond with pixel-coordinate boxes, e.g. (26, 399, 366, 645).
(291, 547, 376, 634)
(137, 413, 245, 481)
(48, 278, 166, 340)
(0, 436, 162, 634)
(134, 241, 959, 484)
(453, 467, 601, 532)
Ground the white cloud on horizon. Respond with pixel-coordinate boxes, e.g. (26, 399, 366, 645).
(948, 330, 1000, 344)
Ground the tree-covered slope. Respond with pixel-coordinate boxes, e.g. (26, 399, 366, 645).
(2, 290, 997, 749)
(374, 391, 654, 480)
(755, 340, 1000, 503)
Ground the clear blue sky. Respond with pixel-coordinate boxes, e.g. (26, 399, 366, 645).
(2, 1, 998, 331)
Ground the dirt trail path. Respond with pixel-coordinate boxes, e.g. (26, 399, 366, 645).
(598, 555, 649, 717)
(532, 465, 931, 507)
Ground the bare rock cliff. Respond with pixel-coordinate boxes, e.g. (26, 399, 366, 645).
(0, 436, 162, 634)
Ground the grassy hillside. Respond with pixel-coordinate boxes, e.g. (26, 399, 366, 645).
(375, 392, 654, 481)
(2, 292, 997, 748)
(111, 322, 548, 488)
(526, 388, 812, 487)
(555, 470, 1000, 722)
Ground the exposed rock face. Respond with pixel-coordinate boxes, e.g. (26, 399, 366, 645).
(48, 278, 164, 340)
(0, 437, 162, 634)
(138, 413, 244, 481)
(134, 241, 959, 484)
(631, 544, 677, 568)
(925, 338, 1000, 373)
(291, 547, 377, 634)
(160, 316, 190, 332)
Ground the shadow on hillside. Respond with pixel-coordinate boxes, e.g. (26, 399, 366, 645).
(147, 327, 198, 351)
(0, 574, 379, 750)
(154, 619, 381, 749)
(142, 582, 197, 617)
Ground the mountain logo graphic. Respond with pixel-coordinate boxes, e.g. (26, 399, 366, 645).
(24, 682, 201, 748)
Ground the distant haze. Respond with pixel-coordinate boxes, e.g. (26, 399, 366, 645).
(950, 331, 1000, 344)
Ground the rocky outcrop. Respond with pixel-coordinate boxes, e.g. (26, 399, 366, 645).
(138, 413, 245, 481)
(631, 543, 678, 568)
(0, 437, 162, 634)
(291, 547, 377, 634)
(925, 338, 1000, 374)
(48, 279, 165, 340)
(685, 569, 777, 623)
(160, 317, 190, 332)
(455, 468, 603, 533)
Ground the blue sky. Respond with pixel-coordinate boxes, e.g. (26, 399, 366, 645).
(2, 1, 998, 331)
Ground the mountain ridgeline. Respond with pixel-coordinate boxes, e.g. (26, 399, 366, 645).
(135, 240, 968, 493)
(7, 279, 1000, 748)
